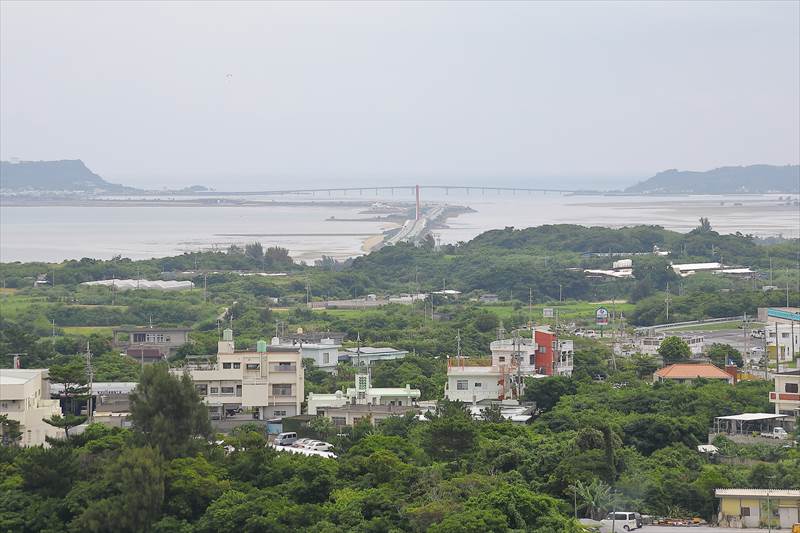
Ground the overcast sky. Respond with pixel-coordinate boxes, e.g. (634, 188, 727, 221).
(1, 1, 798, 189)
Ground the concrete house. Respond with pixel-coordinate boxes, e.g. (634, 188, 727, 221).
(177, 330, 304, 420)
(716, 488, 800, 529)
(113, 326, 191, 362)
(0, 369, 63, 446)
(306, 372, 420, 427)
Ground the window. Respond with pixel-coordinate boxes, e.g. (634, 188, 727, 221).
(529, 355, 535, 365)
(540, 346, 547, 353)
(498, 356, 506, 363)
(474, 382, 482, 388)
(358, 376, 368, 390)
(223, 363, 232, 369)
(323, 352, 330, 364)
(246, 363, 260, 370)
(272, 384, 292, 396)
(133, 333, 146, 343)
(273, 410, 287, 417)
(195, 384, 208, 395)
(210, 387, 219, 394)
(357, 391, 366, 400)
(332, 416, 346, 427)
(233, 362, 241, 369)
(786, 383, 799, 393)
(220, 386, 234, 395)
(456, 380, 468, 390)
(741, 507, 750, 517)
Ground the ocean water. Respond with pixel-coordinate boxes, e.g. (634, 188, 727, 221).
(1, 192, 797, 263)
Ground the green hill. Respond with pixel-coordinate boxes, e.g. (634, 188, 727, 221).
(625, 164, 799, 194)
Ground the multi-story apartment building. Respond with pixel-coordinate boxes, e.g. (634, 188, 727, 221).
(178, 330, 304, 420)
(765, 323, 799, 362)
(770, 369, 799, 418)
(445, 329, 573, 404)
(0, 368, 63, 446)
(636, 334, 705, 357)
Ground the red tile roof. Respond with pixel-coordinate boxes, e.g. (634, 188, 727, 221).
(654, 363, 732, 380)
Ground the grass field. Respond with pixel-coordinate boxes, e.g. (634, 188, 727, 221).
(0, 293, 48, 317)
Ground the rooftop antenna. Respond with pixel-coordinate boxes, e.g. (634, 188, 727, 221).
(149, 315, 153, 329)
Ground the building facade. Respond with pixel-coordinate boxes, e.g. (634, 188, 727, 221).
(0, 369, 63, 446)
(178, 330, 304, 420)
(113, 326, 191, 362)
(307, 372, 420, 427)
(770, 369, 799, 417)
(273, 338, 341, 373)
(716, 488, 800, 529)
(637, 334, 705, 357)
(445, 330, 573, 404)
(765, 323, 799, 362)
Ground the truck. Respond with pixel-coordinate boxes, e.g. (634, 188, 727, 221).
(761, 427, 789, 440)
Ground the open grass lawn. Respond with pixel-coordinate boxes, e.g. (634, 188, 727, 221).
(0, 293, 48, 317)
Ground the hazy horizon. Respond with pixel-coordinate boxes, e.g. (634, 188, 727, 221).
(2, 1, 799, 190)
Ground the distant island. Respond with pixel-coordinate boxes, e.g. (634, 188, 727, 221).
(0, 159, 135, 193)
(625, 164, 800, 194)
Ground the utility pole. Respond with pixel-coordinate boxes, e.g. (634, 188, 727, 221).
(528, 288, 533, 326)
(85, 341, 93, 424)
(665, 282, 672, 322)
(558, 284, 562, 303)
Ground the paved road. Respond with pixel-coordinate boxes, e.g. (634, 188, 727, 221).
(640, 527, 771, 533)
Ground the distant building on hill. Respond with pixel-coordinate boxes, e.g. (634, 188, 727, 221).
(113, 326, 191, 362)
(340, 346, 409, 367)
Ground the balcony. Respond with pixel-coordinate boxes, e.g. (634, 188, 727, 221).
(270, 364, 297, 372)
(770, 391, 800, 403)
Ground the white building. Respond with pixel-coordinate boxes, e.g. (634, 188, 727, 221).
(0, 369, 63, 446)
(178, 330, 304, 420)
(765, 323, 800, 362)
(341, 346, 408, 367)
(636, 334, 705, 356)
(445, 331, 573, 404)
(306, 372, 420, 426)
(277, 338, 341, 373)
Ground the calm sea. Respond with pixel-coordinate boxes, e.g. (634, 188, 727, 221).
(1, 192, 797, 263)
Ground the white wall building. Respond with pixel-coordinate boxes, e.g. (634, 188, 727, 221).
(277, 338, 341, 373)
(0, 369, 63, 446)
(765, 323, 800, 361)
(341, 346, 409, 367)
(636, 335, 705, 356)
(445, 332, 572, 404)
(306, 372, 420, 418)
(177, 330, 304, 420)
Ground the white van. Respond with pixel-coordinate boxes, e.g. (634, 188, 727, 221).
(274, 432, 298, 446)
(601, 512, 638, 531)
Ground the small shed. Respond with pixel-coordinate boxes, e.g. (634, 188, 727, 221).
(713, 413, 788, 436)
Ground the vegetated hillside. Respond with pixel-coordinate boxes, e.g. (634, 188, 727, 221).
(0, 159, 131, 192)
(625, 164, 800, 194)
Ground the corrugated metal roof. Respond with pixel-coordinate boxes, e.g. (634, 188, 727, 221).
(715, 488, 800, 498)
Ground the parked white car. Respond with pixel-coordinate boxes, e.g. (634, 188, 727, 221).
(601, 512, 639, 531)
(304, 440, 334, 452)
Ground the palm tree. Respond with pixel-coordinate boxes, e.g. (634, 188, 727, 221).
(568, 478, 616, 520)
